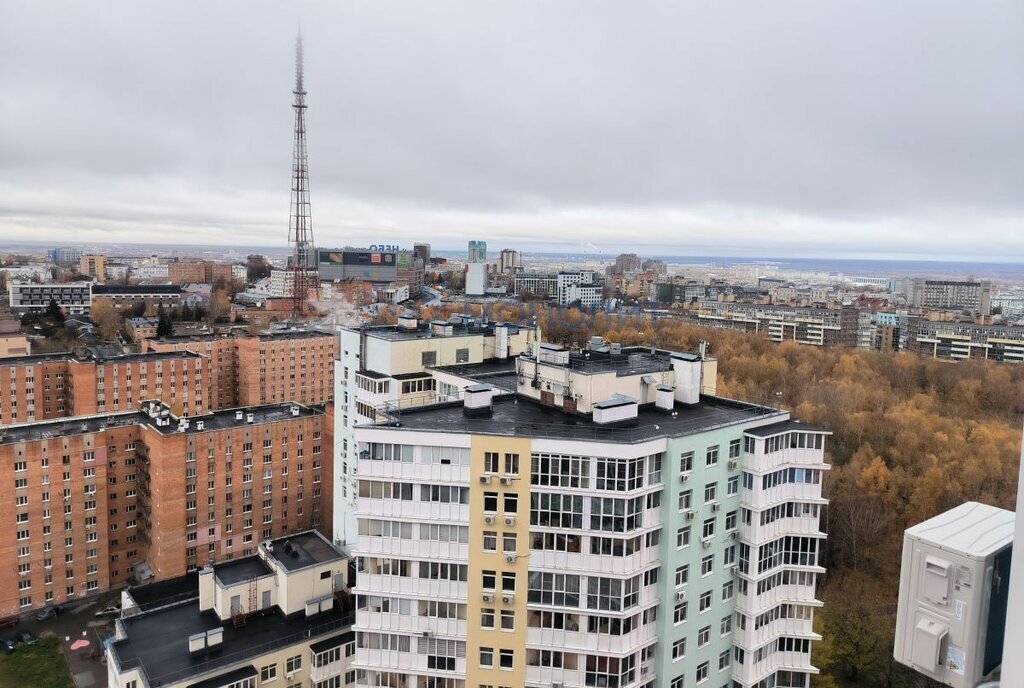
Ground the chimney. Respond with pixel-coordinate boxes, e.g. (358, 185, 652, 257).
(463, 384, 495, 418)
(235, 410, 243, 421)
(246, 413, 255, 424)
(655, 385, 675, 411)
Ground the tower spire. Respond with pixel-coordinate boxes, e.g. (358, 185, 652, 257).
(288, 31, 315, 317)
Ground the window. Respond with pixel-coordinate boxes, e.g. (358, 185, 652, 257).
(700, 555, 714, 576)
(504, 453, 519, 474)
(285, 655, 302, 673)
(727, 475, 739, 495)
(483, 531, 497, 552)
(674, 600, 688, 624)
(679, 451, 693, 473)
(479, 647, 494, 668)
(501, 571, 516, 592)
(705, 446, 719, 467)
(697, 625, 710, 647)
(481, 608, 495, 629)
(718, 649, 731, 670)
(421, 351, 437, 366)
(530, 492, 584, 529)
(677, 526, 691, 549)
(499, 649, 514, 670)
(502, 532, 517, 554)
(678, 490, 692, 511)
(483, 492, 498, 512)
(722, 580, 734, 601)
(729, 439, 741, 458)
(671, 677, 684, 688)
(675, 565, 689, 587)
(500, 609, 515, 630)
(696, 661, 709, 683)
(482, 570, 496, 590)
(702, 518, 715, 540)
(721, 615, 732, 635)
(704, 482, 717, 504)
(725, 511, 737, 531)
(260, 664, 277, 681)
(672, 638, 686, 660)
(699, 590, 712, 613)
(455, 348, 469, 363)
(484, 452, 499, 473)
(503, 493, 518, 514)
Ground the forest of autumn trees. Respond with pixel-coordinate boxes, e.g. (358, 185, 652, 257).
(419, 302, 1023, 687)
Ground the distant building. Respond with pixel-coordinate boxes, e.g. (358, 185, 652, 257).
(125, 316, 160, 343)
(912, 319, 1024, 362)
(611, 252, 641, 274)
(910, 278, 991, 315)
(514, 272, 559, 299)
(80, 254, 105, 282)
(498, 248, 521, 274)
(694, 301, 863, 347)
(642, 257, 667, 274)
(103, 263, 129, 282)
(132, 263, 170, 280)
(316, 247, 423, 297)
(8, 282, 92, 315)
(107, 530, 353, 688)
(414, 242, 431, 266)
(167, 260, 238, 286)
(0, 316, 28, 359)
(47, 247, 82, 266)
(468, 240, 487, 263)
(92, 283, 182, 310)
(466, 262, 489, 296)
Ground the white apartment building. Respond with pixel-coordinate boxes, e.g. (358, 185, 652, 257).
(349, 340, 829, 688)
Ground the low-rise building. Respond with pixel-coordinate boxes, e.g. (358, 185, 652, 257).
(92, 284, 182, 310)
(126, 317, 160, 343)
(107, 530, 354, 688)
(693, 302, 862, 348)
(8, 282, 92, 315)
(912, 320, 1024, 362)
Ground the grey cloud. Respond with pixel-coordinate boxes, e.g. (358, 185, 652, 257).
(0, 0, 1022, 258)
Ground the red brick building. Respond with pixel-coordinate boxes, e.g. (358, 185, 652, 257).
(0, 400, 331, 616)
(0, 351, 209, 426)
(167, 261, 236, 285)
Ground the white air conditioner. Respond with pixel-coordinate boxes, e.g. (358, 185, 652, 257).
(727, 459, 739, 470)
(675, 590, 686, 601)
(711, 503, 721, 512)
(730, 531, 738, 540)
(501, 593, 514, 604)
(482, 592, 494, 603)
(479, 475, 491, 484)
(505, 554, 517, 564)
(499, 477, 512, 486)
(684, 510, 695, 521)
(484, 515, 495, 526)
(702, 538, 713, 549)
(504, 517, 516, 527)
(286, 672, 295, 680)
(679, 472, 690, 483)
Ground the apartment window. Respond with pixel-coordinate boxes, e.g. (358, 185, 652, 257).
(504, 453, 519, 475)
(729, 439, 741, 458)
(702, 518, 715, 540)
(499, 649, 514, 670)
(699, 590, 712, 613)
(678, 490, 692, 511)
(480, 608, 495, 629)
(260, 664, 277, 681)
(721, 615, 732, 635)
(703, 482, 717, 504)
(499, 609, 515, 631)
(725, 511, 737, 531)
(286, 655, 302, 673)
(479, 647, 494, 668)
(482, 531, 497, 551)
(675, 565, 689, 587)
(679, 451, 693, 473)
(700, 555, 714, 576)
(696, 661, 709, 683)
(502, 532, 517, 554)
(676, 526, 690, 549)
(421, 351, 437, 366)
(483, 492, 498, 512)
(482, 570, 496, 591)
(503, 493, 518, 514)
(705, 446, 718, 466)
(697, 625, 711, 647)
(670, 677, 684, 688)
(501, 572, 516, 592)
(674, 600, 688, 624)
(484, 452, 499, 473)
(672, 638, 686, 660)
(718, 649, 731, 670)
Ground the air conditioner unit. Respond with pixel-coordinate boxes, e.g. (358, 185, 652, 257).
(479, 475, 491, 484)
(499, 476, 512, 486)
(702, 539, 713, 549)
(505, 554, 517, 564)
(711, 503, 721, 512)
(727, 459, 739, 470)
(684, 510, 695, 521)
(675, 590, 686, 602)
(483, 515, 495, 526)
(421, 631, 432, 638)
(679, 472, 689, 483)
(730, 531, 738, 540)
(286, 672, 295, 680)
(504, 517, 516, 527)
(482, 592, 494, 603)
(501, 594, 514, 604)
(641, 667, 649, 676)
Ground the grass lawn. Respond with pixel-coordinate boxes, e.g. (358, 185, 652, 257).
(0, 637, 75, 688)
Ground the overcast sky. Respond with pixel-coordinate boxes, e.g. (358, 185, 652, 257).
(1, 1, 1022, 260)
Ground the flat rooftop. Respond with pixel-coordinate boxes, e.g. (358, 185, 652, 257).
(745, 419, 827, 437)
(348, 320, 522, 342)
(0, 402, 324, 446)
(383, 394, 784, 444)
(213, 556, 271, 586)
(127, 572, 199, 609)
(531, 347, 675, 377)
(149, 328, 333, 344)
(266, 531, 344, 571)
(110, 600, 352, 687)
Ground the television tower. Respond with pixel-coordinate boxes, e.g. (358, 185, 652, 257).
(288, 32, 316, 317)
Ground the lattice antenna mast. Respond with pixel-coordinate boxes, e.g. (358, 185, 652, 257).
(288, 32, 315, 316)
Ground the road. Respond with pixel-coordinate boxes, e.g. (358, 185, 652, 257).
(423, 285, 442, 306)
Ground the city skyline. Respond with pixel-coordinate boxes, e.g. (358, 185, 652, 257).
(2, 2, 1023, 261)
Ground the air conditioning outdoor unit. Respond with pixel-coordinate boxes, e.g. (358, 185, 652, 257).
(702, 539, 713, 549)
(675, 590, 686, 601)
(730, 531, 738, 540)
(711, 503, 721, 512)
(484, 515, 495, 525)
(499, 477, 512, 486)
(501, 594, 514, 604)
(479, 476, 491, 484)
(684, 510, 695, 521)
(505, 554, 517, 564)
(679, 473, 689, 483)
(504, 517, 516, 527)
(482, 593, 494, 603)
(728, 459, 739, 470)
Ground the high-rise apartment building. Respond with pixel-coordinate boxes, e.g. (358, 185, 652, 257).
(147, 329, 337, 410)
(468, 241, 487, 264)
(333, 313, 536, 544)
(498, 249, 520, 274)
(414, 243, 432, 267)
(0, 399, 331, 616)
(910, 278, 991, 315)
(0, 350, 209, 426)
(350, 341, 828, 688)
(48, 247, 82, 266)
(613, 252, 642, 274)
(80, 255, 106, 283)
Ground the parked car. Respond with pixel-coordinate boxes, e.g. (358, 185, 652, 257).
(35, 605, 63, 621)
(1, 636, 17, 654)
(16, 631, 37, 646)
(94, 603, 121, 618)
